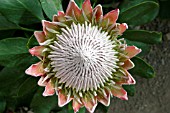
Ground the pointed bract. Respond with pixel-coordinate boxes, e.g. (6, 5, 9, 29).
(111, 85, 128, 100)
(58, 11, 65, 16)
(58, 90, 72, 107)
(122, 59, 134, 70)
(118, 23, 128, 34)
(97, 90, 110, 106)
(34, 31, 46, 44)
(25, 62, 45, 77)
(82, 0, 92, 20)
(103, 9, 119, 26)
(82, 97, 98, 113)
(66, 0, 81, 20)
(125, 46, 142, 58)
(93, 5, 103, 22)
(43, 80, 55, 96)
(38, 76, 48, 86)
(53, 11, 66, 22)
(73, 99, 83, 113)
(42, 20, 59, 37)
(124, 69, 136, 85)
(29, 46, 45, 57)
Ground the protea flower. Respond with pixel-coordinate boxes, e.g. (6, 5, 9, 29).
(26, 0, 141, 112)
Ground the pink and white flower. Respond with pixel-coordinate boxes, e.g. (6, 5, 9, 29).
(26, 0, 141, 112)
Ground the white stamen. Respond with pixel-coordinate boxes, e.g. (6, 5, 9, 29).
(49, 22, 118, 91)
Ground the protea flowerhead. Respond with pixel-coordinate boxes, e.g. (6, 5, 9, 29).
(26, 0, 141, 112)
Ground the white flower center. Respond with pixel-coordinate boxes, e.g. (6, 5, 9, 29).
(49, 22, 118, 92)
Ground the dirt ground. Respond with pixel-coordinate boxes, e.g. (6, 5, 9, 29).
(104, 19, 170, 113)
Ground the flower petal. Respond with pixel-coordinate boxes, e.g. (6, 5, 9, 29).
(29, 46, 45, 57)
(122, 59, 134, 70)
(25, 62, 45, 77)
(43, 80, 55, 96)
(118, 23, 128, 35)
(111, 85, 128, 100)
(93, 4, 103, 22)
(82, 97, 97, 113)
(58, 90, 72, 107)
(66, 0, 81, 20)
(97, 89, 110, 106)
(73, 99, 83, 113)
(34, 31, 46, 44)
(102, 9, 119, 27)
(125, 46, 142, 58)
(82, 0, 92, 20)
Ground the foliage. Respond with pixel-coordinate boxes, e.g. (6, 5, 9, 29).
(0, 0, 163, 113)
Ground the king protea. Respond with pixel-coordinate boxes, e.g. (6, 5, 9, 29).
(25, 0, 141, 112)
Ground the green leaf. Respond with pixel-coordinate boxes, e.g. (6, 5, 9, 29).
(30, 87, 58, 113)
(129, 57, 155, 78)
(40, 0, 63, 20)
(119, 0, 159, 26)
(75, 0, 84, 8)
(123, 85, 135, 96)
(125, 39, 151, 56)
(17, 77, 38, 97)
(0, 0, 44, 24)
(0, 37, 28, 55)
(0, 67, 25, 89)
(0, 37, 39, 67)
(0, 54, 38, 67)
(121, 30, 162, 44)
(0, 95, 6, 113)
(0, 13, 19, 31)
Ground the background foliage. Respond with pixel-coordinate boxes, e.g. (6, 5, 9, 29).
(0, 0, 165, 112)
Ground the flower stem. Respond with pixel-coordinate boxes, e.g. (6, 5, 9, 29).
(20, 27, 35, 32)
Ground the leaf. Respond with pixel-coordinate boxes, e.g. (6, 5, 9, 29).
(123, 85, 135, 96)
(125, 39, 151, 56)
(0, 54, 38, 67)
(3, 76, 37, 111)
(122, 30, 162, 44)
(0, 13, 19, 31)
(0, 37, 28, 55)
(30, 87, 59, 113)
(118, 0, 159, 26)
(40, 0, 63, 20)
(0, 37, 39, 67)
(17, 77, 38, 97)
(129, 57, 155, 78)
(0, 95, 6, 113)
(0, 0, 44, 25)
(0, 67, 25, 89)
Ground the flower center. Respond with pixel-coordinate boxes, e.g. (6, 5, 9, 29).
(49, 22, 119, 92)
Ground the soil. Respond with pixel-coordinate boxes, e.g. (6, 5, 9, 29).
(105, 19, 170, 113)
